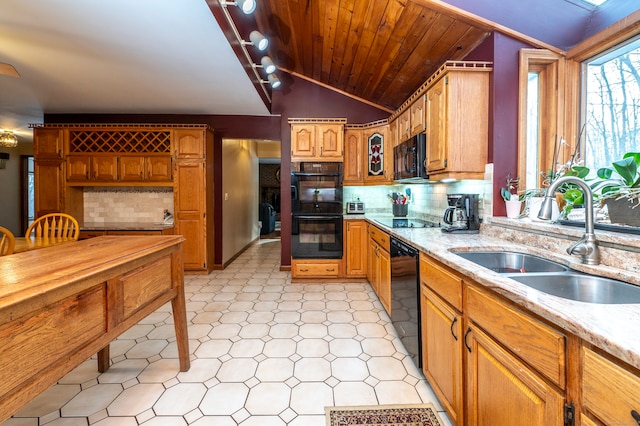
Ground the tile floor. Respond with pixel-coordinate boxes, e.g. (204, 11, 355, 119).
(5, 239, 452, 426)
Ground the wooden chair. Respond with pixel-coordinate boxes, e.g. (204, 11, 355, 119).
(26, 213, 80, 241)
(0, 226, 15, 255)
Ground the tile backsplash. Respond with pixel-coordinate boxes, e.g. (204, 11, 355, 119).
(83, 187, 174, 223)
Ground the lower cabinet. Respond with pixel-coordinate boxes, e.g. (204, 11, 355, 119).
(345, 220, 367, 277)
(465, 325, 565, 426)
(292, 259, 341, 278)
(421, 284, 463, 424)
(420, 253, 567, 426)
(367, 224, 390, 314)
(582, 346, 640, 426)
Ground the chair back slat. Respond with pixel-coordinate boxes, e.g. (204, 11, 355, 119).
(0, 226, 16, 256)
(26, 214, 80, 241)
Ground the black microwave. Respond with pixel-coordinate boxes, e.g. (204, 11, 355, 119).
(393, 132, 427, 182)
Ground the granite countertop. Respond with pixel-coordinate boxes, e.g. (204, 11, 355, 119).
(356, 214, 640, 371)
(81, 222, 175, 231)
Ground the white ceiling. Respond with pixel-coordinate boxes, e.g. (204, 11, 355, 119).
(0, 0, 271, 143)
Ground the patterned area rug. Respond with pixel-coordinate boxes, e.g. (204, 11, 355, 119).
(325, 403, 443, 426)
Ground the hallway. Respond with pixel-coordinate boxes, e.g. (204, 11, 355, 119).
(6, 239, 450, 426)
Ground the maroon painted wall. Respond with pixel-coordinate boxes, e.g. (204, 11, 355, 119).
(464, 32, 535, 216)
(271, 75, 390, 266)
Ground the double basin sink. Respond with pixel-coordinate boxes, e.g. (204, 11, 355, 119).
(455, 251, 640, 304)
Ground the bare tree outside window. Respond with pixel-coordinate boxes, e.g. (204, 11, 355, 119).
(584, 38, 640, 172)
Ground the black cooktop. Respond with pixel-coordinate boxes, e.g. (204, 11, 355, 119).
(374, 218, 440, 228)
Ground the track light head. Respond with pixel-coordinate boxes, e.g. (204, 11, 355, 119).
(260, 56, 276, 74)
(220, 0, 256, 15)
(267, 73, 281, 89)
(248, 30, 268, 51)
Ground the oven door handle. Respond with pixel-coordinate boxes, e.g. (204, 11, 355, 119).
(294, 215, 343, 220)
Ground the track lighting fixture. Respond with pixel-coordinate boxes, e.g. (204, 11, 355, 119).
(220, 0, 257, 15)
(242, 30, 268, 51)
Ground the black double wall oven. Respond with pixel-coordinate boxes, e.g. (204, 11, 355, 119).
(291, 162, 343, 259)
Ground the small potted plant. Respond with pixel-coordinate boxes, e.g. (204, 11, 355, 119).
(595, 152, 640, 226)
(501, 174, 522, 218)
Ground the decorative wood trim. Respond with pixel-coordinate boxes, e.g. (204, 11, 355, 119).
(288, 118, 348, 124)
(344, 119, 389, 130)
(566, 9, 640, 61)
(30, 123, 213, 131)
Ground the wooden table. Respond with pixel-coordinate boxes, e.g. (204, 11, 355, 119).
(13, 235, 76, 253)
(0, 236, 189, 423)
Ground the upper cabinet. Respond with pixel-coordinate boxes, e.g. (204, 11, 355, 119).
(33, 128, 64, 159)
(344, 122, 392, 186)
(290, 119, 346, 162)
(425, 62, 491, 180)
(409, 94, 426, 136)
(398, 110, 411, 142)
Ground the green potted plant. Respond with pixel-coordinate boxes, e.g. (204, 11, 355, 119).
(595, 152, 640, 226)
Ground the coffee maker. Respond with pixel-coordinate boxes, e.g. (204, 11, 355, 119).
(442, 194, 480, 233)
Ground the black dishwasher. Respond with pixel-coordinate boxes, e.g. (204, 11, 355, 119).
(390, 237, 422, 369)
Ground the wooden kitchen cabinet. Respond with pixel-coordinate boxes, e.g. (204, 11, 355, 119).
(292, 259, 341, 278)
(174, 128, 206, 159)
(409, 94, 425, 136)
(465, 284, 566, 426)
(389, 118, 399, 148)
(367, 224, 391, 314)
(363, 124, 392, 184)
(33, 127, 64, 159)
(290, 119, 346, 161)
(425, 63, 491, 180)
(34, 159, 64, 217)
(398, 109, 411, 142)
(119, 156, 172, 182)
(345, 220, 367, 277)
(465, 325, 565, 426)
(420, 254, 463, 424)
(66, 155, 118, 182)
(582, 346, 640, 426)
(343, 129, 363, 184)
(173, 127, 214, 273)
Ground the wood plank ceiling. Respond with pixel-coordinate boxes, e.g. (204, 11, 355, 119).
(253, 0, 491, 112)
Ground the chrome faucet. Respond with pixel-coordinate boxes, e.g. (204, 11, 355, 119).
(538, 176, 599, 265)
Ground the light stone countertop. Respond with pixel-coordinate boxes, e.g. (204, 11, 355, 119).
(349, 214, 640, 370)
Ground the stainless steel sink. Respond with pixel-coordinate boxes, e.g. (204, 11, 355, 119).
(455, 251, 569, 273)
(509, 273, 640, 304)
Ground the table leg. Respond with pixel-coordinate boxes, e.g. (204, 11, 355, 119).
(171, 289, 190, 372)
(97, 344, 110, 373)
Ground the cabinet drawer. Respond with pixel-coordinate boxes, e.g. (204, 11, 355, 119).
(293, 260, 340, 278)
(420, 254, 463, 311)
(116, 256, 173, 320)
(466, 285, 566, 389)
(0, 286, 106, 398)
(368, 224, 389, 251)
(582, 347, 640, 425)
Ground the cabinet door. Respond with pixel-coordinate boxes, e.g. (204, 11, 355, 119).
(367, 235, 378, 294)
(421, 285, 463, 424)
(34, 128, 64, 158)
(174, 129, 205, 159)
(410, 95, 426, 136)
(582, 347, 640, 426)
(291, 124, 316, 160)
(146, 157, 172, 181)
(426, 77, 448, 173)
(66, 156, 91, 181)
(364, 125, 391, 184)
(345, 220, 367, 277)
(343, 129, 363, 184)
(34, 160, 64, 217)
(389, 119, 399, 148)
(174, 162, 205, 270)
(398, 110, 411, 142)
(317, 124, 344, 159)
(92, 156, 118, 181)
(465, 325, 564, 426)
(119, 156, 146, 181)
(378, 246, 391, 315)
